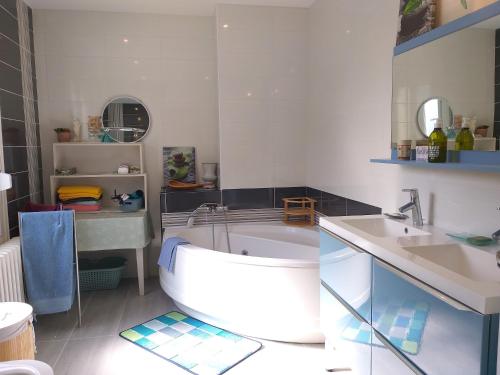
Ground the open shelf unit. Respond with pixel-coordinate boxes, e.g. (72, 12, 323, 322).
(50, 143, 148, 212)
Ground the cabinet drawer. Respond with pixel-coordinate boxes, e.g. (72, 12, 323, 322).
(321, 284, 371, 375)
(320, 230, 372, 322)
(372, 259, 491, 375)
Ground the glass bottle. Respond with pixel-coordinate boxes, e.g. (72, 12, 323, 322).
(428, 119, 447, 163)
(455, 117, 474, 151)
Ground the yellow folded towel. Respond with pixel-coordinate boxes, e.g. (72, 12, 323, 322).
(57, 185, 103, 201)
(57, 185, 103, 196)
(59, 193, 103, 201)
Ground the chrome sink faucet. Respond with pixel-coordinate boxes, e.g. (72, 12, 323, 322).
(399, 188, 423, 227)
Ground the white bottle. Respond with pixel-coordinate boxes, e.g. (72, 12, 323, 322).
(73, 119, 81, 142)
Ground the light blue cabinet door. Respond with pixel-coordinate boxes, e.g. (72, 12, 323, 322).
(321, 284, 371, 374)
(372, 330, 422, 375)
(320, 229, 372, 323)
(372, 259, 492, 375)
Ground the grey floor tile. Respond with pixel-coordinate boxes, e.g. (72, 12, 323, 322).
(117, 279, 175, 333)
(34, 292, 93, 342)
(70, 286, 128, 340)
(35, 339, 67, 368)
(35, 278, 325, 375)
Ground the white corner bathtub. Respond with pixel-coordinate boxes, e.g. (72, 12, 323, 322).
(159, 223, 324, 344)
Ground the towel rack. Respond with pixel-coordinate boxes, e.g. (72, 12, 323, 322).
(18, 210, 82, 327)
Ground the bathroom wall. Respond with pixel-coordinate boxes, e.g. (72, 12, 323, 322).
(216, 4, 308, 189)
(0, 0, 43, 238)
(33, 10, 220, 274)
(437, 0, 497, 26)
(307, 0, 500, 235)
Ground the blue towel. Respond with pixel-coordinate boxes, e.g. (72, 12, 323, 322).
(20, 211, 75, 314)
(158, 236, 190, 273)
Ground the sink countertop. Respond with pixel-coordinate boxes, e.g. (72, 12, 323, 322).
(320, 215, 500, 315)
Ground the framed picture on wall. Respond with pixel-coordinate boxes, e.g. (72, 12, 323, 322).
(163, 147, 196, 185)
(396, 0, 436, 45)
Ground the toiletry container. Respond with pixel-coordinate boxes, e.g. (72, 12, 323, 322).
(455, 117, 474, 151)
(415, 140, 428, 161)
(428, 119, 447, 163)
(397, 140, 411, 160)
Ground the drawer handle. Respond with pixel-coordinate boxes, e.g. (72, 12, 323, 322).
(373, 330, 425, 374)
(378, 261, 473, 312)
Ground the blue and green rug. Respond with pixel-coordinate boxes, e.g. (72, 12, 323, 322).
(120, 311, 262, 375)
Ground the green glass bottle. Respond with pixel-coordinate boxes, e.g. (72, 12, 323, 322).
(455, 117, 474, 151)
(428, 119, 447, 163)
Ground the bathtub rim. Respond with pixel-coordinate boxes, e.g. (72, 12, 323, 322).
(178, 244, 318, 268)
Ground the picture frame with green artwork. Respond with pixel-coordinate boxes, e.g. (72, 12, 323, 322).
(163, 147, 196, 185)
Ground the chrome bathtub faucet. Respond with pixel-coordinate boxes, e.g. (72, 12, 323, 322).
(399, 188, 423, 227)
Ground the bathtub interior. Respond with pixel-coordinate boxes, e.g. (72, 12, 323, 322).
(164, 223, 319, 261)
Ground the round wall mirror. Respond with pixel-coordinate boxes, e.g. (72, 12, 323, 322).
(101, 96, 151, 143)
(416, 97, 453, 137)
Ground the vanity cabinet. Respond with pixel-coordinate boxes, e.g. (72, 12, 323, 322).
(320, 230, 372, 323)
(321, 284, 371, 374)
(320, 228, 498, 375)
(372, 259, 491, 375)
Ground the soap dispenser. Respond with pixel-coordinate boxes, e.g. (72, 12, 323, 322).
(455, 117, 474, 151)
(428, 119, 447, 163)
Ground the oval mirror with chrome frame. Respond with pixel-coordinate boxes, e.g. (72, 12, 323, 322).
(416, 97, 453, 138)
(101, 96, 151, 143)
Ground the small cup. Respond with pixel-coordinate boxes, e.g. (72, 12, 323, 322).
(397, 140, 412, 160)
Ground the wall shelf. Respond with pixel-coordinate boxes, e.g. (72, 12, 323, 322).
(371, 150, 500, 173)
(370, 158, 500, 173)
(394, 1, 500, 56)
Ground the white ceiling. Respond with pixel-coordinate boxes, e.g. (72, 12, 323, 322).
(24, 0, 315, 16)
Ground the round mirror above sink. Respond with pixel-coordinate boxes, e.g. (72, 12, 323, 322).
(416, 97, 453, 138)
(101, 96, 151, 143)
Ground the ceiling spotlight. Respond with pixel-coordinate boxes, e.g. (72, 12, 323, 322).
(223, 24, 229, 29)
(123, 38, 129, 43)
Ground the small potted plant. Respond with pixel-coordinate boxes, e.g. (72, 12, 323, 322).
(54, 128, 72, 142)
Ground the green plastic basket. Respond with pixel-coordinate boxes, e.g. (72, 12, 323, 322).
(79, 264, 125, 291)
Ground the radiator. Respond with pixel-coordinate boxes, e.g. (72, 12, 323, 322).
(0, 237, 24, 302)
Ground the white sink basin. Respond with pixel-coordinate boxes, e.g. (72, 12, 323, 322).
(403, 244, 500, 283)
(342, 218, 430, 238)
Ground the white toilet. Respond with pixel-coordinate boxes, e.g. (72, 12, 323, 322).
(0, 361, 53, 375)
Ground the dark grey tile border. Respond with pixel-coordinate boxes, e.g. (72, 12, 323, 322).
(161, 186, 381, 218)
(274, 186, 307, 208)
(0, 60, 23, 96)
(0, 6, 19, 44)
(222, 188, 274, 210)
(3, 145, 28, 173)
(0, 33, 21, 70)
(1, 117, 26, 146)
(0, 0, 17, 19)
(0, 89, 25, 121)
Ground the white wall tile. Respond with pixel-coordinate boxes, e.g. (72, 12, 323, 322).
(34, 10, 220, 276)
(216, 4, 308, 189)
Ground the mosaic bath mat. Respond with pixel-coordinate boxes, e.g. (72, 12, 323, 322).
(120, 311, 262, 375)
(341, 300, 429, 355)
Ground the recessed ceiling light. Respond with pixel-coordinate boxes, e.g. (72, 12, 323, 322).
(223, 24, 229, 29)
(133, 60, 139, 64)
(123, 38, 129, 43)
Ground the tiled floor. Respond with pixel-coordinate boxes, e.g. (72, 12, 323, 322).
(34, 278, 325, 375)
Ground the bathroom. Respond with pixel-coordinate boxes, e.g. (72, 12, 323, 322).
(1, 0, 500, 374)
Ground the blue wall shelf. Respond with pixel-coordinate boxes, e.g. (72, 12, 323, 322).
(394, 1, 500, 56)
(371, 150, 500, 173)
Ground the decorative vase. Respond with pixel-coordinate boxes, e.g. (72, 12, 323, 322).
(202, 163, 217, 189)
(57, 130, 71, 142)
